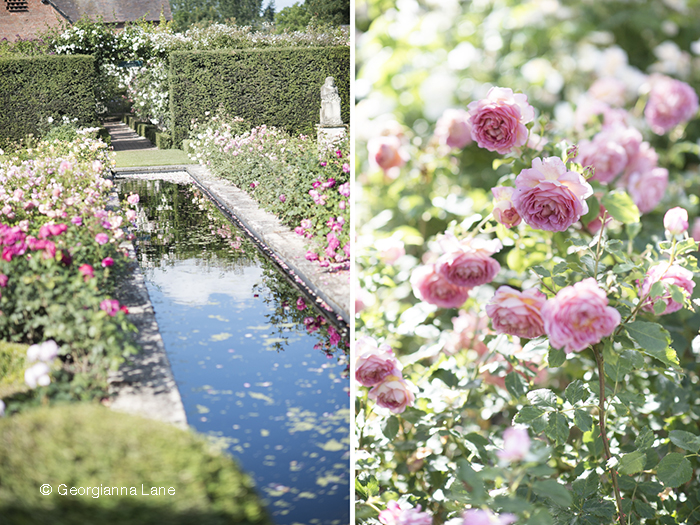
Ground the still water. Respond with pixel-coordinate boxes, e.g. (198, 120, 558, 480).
(117, 174, 349, 525)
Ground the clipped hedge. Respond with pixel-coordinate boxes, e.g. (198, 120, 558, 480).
(0, 55, 97, 146)
(0, 404, 271, 525)
(169, 46, 350, 146)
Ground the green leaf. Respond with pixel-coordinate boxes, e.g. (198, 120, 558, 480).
(545, 412, 570, 446)
(618, 450, 646, 475)
(456, 459, 485, 501)
(635, 427, 655, 450)
(657, 453, 693, 487)
(572, 473, 599, 498)
(604, 355, 633, 382)
(581, 194, 600, 226)
(669, 430, 700, 453)
(431, 368, 459, 388)
(625, 321, 679, 367)
(553, 261, 569, 275)
(382, 416, 399, 440)
(532, 479, 573, 508)
(514, 406, 547, 425)
(548, 347, 566, 367)
(565, 379, 590, 404)
(653, 300, 667, 315)
(505, 372, 528, 399)
(531, 265, 551, 277)
(601, 190, 640, 224)
(634, 500, 656, 519)
(527, 389, 558, 408)
(574, 409, 594, 432)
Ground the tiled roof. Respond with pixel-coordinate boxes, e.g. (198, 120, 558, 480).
(51, 0, 173, 23)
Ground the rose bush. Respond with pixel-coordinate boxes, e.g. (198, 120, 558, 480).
(356, 1, 700, 524)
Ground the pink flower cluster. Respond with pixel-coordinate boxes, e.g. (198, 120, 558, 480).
(447, 509, 516, 525)
(379, 501, 432, 525)
(645, 74, 699, 134)
(640, 263, 695, 315)
(356, 336, 414, 413)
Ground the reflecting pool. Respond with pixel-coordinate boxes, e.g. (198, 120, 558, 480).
(117, 175, 349, 525)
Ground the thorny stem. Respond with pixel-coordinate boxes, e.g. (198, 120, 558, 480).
(593, 345, 626, 525)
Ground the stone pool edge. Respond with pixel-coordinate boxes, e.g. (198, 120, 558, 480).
(113, 164, 350, 326)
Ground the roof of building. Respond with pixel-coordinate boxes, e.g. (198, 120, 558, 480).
(51, 0, 172, 24)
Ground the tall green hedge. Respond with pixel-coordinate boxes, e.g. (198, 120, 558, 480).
(0, 55, 97, 146)
(169, 46, 350, 146)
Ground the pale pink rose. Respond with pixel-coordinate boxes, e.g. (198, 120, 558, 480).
(95, 233, 109, 245)
(379, 501, 432, 525)
(468, 87, 535, 154)
(486, 286, 547, 339)
(376, 237, 405, 264)
(588, 77, 628, 106)
(411, 264, 470, 309)
(435, 233, 502, 288)
(610, 124, 643, 164)
(25, 362, 51, 388)
(355, 336, 402, 387)
(622, 141, 658, 183)
(497, 427, 531, 463)
(491, 186, 521, 228)
(368, 135, 407, 171)
(692, 218, 700, 242)
(541, 278, 621, 353)
(640, 264, 695, 315)
(573, 97, 630, 132)
(127, 193, 140, 205)
(445, 310, 489, 356)
(26, 340, 60, 363)
(576, 130, 628, 183)
(434, 108, 472, 149)
(664, 207, 689, 235)
(513, 157, 593, 232)
(458, 509, 517, 525)
(368, 375, 415, 413)
(645, 74, 699, 134)
(627, 167, 668, 214)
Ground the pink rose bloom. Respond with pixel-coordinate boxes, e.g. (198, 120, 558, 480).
(541, 278, 621, 353)
(491, 186, 521, 228)
(127, 193, 140, 205)
(0, 274, 7, 287)
(376, 237, 405, 264)
(25, 362, 51, 388)
(640, 264, 695, 315)
(126, 209, 137, 222)
(95, 233, 109, 245)
(497, 427, 531, 463)
(368, 375, 415, 413)
(645, 74, 699, 134)
(445, 311, 489, 356)
(305, 250, 319, 261)
(368, 135, 407, 171)
(458, 509, 517, 525)
(279, 194, 286, 203)
(338, 182, 350, 197)
(588, 77, 628, 106)
(411, 264, 470, 309)
(623, 141, 658, 183)
(486, 286, 547, 339)
(435, 233, 502, 288)
(627, 167, 668, 214)
(101, 257, 114, 267)
(71, 216, 82, 226)
(100, 299, 121, 317)
(27, 340, 60, 363)
(355, 336, 402, 387)
(664, 207, 689, 235)
(78, 264, 94, 280)
(468, 86, 535, 154)
(576, 130, 628, 183)
(296, 297, 306, 310)
(692, 218, 700, 242)
(434, 108, 472, 149)
(513, 157, 593, 232)
(379, 501, 432, 525)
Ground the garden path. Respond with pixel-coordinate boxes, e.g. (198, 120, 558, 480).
(103, 120, 157, 151)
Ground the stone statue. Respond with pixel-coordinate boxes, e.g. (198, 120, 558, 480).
(320, 77, 343, 127)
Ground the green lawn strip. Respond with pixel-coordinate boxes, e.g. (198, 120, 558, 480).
(114, 149, 191, 168)
(0, 341, 28, 399)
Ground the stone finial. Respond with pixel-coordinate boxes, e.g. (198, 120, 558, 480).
(320, 76, 343, 128)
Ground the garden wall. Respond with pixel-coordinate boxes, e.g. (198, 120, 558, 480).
(169, 46, 350, 146)
(0, 55, 97, 146)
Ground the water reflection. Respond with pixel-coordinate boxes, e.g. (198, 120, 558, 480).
(118, 176, 349, 525)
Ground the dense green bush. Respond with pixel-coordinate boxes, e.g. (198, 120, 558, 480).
(0, 404, 271, 525)
(0, 55, 97, 146)
(170, 46, 350, 145)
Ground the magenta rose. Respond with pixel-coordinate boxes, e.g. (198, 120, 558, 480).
(491, 186, 521, 228)
(486, 286, 547, 339)
(513, 157, 593, 232)
(355, 336, 402, 387)
(411, 264, 470, 309)
(576, 129, 628, 184)
(627, 167, 668, 214)
(434, 108, 472, 149)
(541, 278, 621, 353)
(640, 263, 695, 315)
(663, 206, 689, 235)
(368, 375, 415, 414)
(468, 87, 535, 154)
(645, 74, 699, 134)
(435, 234, 502, 288)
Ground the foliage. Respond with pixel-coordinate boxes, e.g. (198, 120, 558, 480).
(169, 45, 350, 144)
(306, 0, 350, 26)
(355, 1, 700, 524)
(189, 115, 350, 266)
(0, 54, 97, 147)
(274, 2, 312, 32)
(0, 403, 271, 525)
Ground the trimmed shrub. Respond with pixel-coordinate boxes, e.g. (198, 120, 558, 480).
(0, 404, 271, 525)
(0, 55, 97, 146)
(156, 132, 173, 149)
(169, 47, 350, 146)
